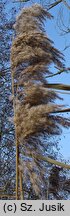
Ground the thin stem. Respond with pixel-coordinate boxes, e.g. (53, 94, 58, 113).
(46, 67, 70, 78)
(62, 0, 70, 10)
(19, 170, 24, 199)
(11, 71, 19, 200)
(25, 152, 70, 169)
(48, 0, 62, 10)
(33, 154, 70, 169)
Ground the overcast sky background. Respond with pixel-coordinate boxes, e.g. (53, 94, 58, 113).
(6, 0, 70, 160)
